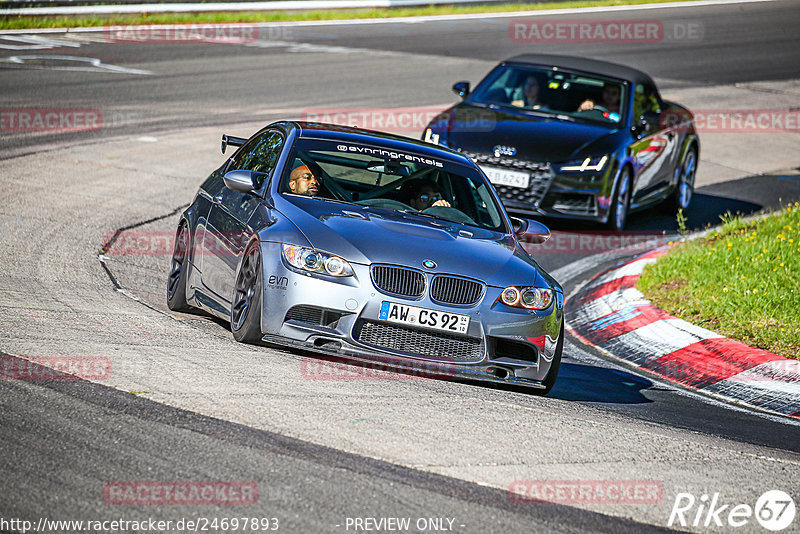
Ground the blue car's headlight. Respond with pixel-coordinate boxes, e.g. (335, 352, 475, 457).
(559, 155, 609, 173)
(499, 286, 554, 310)
(423, 128, 447, 147)
(423, 128, 440, 145)
(282, 244, 354, 277)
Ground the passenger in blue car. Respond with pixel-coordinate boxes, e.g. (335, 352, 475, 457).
(511, 74, 547, 110)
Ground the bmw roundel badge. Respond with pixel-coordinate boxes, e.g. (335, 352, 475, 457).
(422, 260, 437, 269)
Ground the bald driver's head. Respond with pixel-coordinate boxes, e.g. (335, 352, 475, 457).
(289, 164, 319, 196)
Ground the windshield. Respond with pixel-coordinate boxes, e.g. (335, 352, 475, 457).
(468, 64, 628, 125)
(279, 138, 508, 233)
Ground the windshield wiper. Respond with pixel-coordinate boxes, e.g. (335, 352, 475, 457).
(401, 209, 457, 225)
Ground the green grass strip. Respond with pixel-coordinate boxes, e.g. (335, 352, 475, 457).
(1, 0, 700, 30)
(638, 203, 800, 359)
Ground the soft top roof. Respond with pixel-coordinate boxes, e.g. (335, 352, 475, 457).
(504, 54, 656, 86)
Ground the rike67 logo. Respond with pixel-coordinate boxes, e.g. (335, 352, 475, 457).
(668, 490, 795, 531)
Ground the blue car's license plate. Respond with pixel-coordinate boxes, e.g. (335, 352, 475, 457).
(379, 301, 470, 334)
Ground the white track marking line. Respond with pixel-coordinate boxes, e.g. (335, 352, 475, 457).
(0, 55, 152, 75)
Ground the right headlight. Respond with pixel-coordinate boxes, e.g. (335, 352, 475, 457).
(559, 155, 609, 173)
(499, 286, 553, 310)
(282, 244, 354, 277)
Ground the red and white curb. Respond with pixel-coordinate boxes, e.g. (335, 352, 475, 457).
(566, 247, 800, 419)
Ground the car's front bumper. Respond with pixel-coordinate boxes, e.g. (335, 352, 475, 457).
(454, 149, 616, 223)
(259, 242, 564, 387)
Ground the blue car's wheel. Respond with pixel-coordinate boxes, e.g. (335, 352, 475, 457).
(231, 241, 263, 343)
(606, 167, 631, 232)
(665, 146, 697, 213)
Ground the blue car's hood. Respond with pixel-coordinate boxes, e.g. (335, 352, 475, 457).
(442, 103, 621, 162)
(274, 196, 549, 288)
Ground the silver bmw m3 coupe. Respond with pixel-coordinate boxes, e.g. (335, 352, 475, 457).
(167, 121, 564, 393)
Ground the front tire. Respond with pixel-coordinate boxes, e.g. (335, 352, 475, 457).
(231, 241, 263, 343)
(167, 222, 191, 312)
(606, 167, 631, 232)
(534, 320, 564, 396)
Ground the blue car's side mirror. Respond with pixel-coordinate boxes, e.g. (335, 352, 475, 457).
(452, 81, 470, 99)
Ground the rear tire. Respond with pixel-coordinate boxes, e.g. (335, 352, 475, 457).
(664, 146, 697, 214)
(606, 167, 631, 232)
(231, 241, 263, 343)
(534, 320, 564, 396)
(167, 222, 192, 312)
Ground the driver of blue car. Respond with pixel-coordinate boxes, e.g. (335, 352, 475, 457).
(577, 82, 621, 121)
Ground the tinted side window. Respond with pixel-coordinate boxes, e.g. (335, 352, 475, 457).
(633, 83, 662, 119)
(229, 131, 284, 187)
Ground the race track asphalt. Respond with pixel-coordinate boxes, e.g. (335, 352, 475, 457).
(1, 1, 799, 532)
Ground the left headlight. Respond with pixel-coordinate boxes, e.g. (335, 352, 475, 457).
(559, 155, 609, 173)
(499, 286, 554, 310)
(282, 244, 354, 277)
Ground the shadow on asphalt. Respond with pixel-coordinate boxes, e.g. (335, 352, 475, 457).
(547, 363, 655, 404)
(531, 172, 800, 235)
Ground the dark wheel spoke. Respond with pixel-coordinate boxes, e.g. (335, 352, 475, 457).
(167, 223, 192, 312)
(167, 225, 189, 299)
(232, 244, 261, 334)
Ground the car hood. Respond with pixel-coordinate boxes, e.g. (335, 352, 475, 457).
(441, 103, 622, 162)
(274, 197, 551, 288)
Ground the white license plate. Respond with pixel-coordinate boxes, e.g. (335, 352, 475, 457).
(480, 165, 530, 189)
(379, 301, 470, 334)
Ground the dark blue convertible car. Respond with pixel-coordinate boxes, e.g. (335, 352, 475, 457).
(423, 54, 699, 230)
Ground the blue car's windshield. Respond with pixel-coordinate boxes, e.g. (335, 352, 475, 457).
(279, 138, 508, 233)
(468, 64, 628, 125)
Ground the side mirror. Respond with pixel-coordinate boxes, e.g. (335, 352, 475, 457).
(452, 81, 470, 99)
(223, 170, 258, 193)
(511, 216, 551, 245)
(633, 110, 661, 136)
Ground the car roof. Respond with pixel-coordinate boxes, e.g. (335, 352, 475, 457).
(504, 54, 656, 86)
(290, 121, 473, 166)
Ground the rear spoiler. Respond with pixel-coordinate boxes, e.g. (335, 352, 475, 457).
(221, 134, 247, 154)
